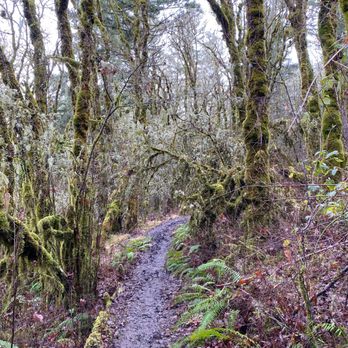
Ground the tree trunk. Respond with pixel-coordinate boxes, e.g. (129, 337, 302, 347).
(285, 0, 321, 157)
(319, 0, 346, 170)
(243, 0, 271, 226)
(54, 0, 79, 110)
(70, 0, 96, 296)
(206, 0, 246, 125)
(22, 0, 48, 115)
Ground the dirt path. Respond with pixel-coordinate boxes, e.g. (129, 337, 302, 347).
(108, 217, 189, 348)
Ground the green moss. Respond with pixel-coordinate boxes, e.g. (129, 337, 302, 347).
(301, 95, 321, 158)
(102, 200, 122, 235)
(243, 0, 271, 225)
(209, 182, 224, 195)
(318, 0, 346, 174)
(84, 311, 110, 348)
(341, 0, 348, 28)
(37, 215, 72, 240)
(22, 0, 48, 113)
(0, 258, 7, 277)
(0, 211, 12, 248)
(73, 88, 90, 157)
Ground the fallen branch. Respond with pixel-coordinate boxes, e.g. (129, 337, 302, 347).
(312, 264, 348, 301)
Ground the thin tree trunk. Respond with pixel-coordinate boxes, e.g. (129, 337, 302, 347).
(285, 0, 321, 157)
(22, 0, 48, 115)
(206, 0, 246, 125)
(54, 0, 79, 110)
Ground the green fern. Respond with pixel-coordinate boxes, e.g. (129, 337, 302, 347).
(112, 236, 151, 270)
(166, 249, 190, 277)
(176, 288, 230, 329)
(189, 328, 229, 342)
(0, 341, 19, 348)
(172, 327, 257, 348)
(172, 224, 191, 250)
(191, 258, 241, 282)
(44, 312, 92, 340)
(172, 258, 244, 347)
(315, 321, 347, 338)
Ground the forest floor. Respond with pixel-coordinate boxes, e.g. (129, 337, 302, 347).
(0, 216, 190, 348)
(104, 216, 190, 348)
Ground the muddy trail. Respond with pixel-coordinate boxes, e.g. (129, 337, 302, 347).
(108, 216, 189, 348)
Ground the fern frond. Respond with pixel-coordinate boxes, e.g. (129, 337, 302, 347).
(176, 288, 228, 328)
(190, 283, 212, 293)
(188, 328, 229, 344)
(315, 322, 347, 338)
(175, 292, 205, 304)
(193, 259, 241, 283)
(199, 298, 227, 329)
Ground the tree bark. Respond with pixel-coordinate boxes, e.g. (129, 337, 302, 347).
(206, 0, 246, 125)
(71, 0, 96, 296)
(22, 0, 48, 115)
(54, 0, 79, 109)
(319, 0, 346, 169)
(243, 0, 271, 226)
(284, 0, 321, 157)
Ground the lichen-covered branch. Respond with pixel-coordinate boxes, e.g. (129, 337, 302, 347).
(0, 212, 68, 291)
(0, 46, 23, 100)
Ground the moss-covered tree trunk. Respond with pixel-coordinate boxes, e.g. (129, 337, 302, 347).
(0, 47, 23, 99)
(0, 106, 15, 201)
(0, 47, 22, 202)
(22, 0, 48, 115)
(243, 0, 270, 226)
(341, 0, 348, 27)
(0, 44, 52, 222)
(133, 0, 150, 125)
(207, 0, 246, 125)
(70, 0, 96, 296)
(285, 0, 321, 157)
(21, 0, 55, 222)
(54, 0, 79, 109)
(340, 0, 348, 148)
(319, 0, 346, 168)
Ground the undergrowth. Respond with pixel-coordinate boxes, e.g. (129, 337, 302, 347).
(167, 224, 256, 347)
(111, 236, 152, 273)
